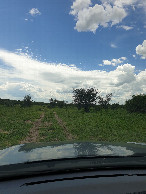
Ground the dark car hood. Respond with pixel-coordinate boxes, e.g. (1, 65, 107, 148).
(0, 141, 146, 166)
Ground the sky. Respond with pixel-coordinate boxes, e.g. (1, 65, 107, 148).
(0, 0, 146, 104)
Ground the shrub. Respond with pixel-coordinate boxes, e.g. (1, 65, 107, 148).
(97, 93, 112, 109)
(125, 94, 146, 113)
(110, 103, 120, 110)
(22, 95, 33, 107)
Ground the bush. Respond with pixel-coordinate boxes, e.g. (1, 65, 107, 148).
(73, 88, 99, 112)
(22, 95, 33, 107)
(97, 93, 112, 109)
(110, 103, 120, 110)
(49, 98, 66, 108)
(125, 94, 146, 113)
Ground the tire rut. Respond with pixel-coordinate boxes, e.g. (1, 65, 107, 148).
(21, 112, 45, 143)
(53, 112, 75, 140)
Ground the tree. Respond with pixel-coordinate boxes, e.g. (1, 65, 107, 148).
(110, 102, 120, 110)
(125, 94, 146, 113)
(73, 88, 99, 112)
(49, 98, 57, 108)
(23, 94, 33, 107)
(49, 98, 67, 108)
(56, 100, 66, 108)
(97, 93, 112, 109)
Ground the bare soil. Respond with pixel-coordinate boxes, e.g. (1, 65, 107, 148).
(53, 111, 75, 140)
(21, 112, 45, 143)
(20, 111, 75, 144)
(0, 129, 10, 134)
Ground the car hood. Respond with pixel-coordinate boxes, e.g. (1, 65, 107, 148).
(0, 141, 146, 166)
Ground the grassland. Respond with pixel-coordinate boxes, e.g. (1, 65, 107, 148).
(0, 104, 146, 149)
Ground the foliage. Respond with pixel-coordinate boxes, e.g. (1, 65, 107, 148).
(57, 100, 66, 108)
(22, 94, 33, 107)
(39, 108, 68, 143)
(73, 88, 99, 112)
(49, 98, 57, 108)
(109, 103, 120, 110)
(0, 105, 43, 149)
(125, 94, 146, 113)
(0, 105, 146, 149)
(97, 93, 112, 109)
(0, 98, 22, 107)
(54, 107, 146, 142)
(49, 98, 66, 108)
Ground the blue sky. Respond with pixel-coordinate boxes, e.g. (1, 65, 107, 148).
(0, 0, 146, 103)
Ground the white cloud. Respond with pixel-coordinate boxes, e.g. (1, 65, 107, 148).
(29, 8, 41, 16)
(113, 0, 137, 7)
(103, 60, 112, 65)
(137, 1, 146, 11)
(70, 0, 127, 32)
(103, 57, 127, 66)
(136, 40, 146, 59)
(110, 43, 117, 48)
(118, 25, 133, 31)
(133, 55, 136, 58)
(101, 0, 146, 9)
(70, 0, 92, 16)
(0, 49, 145, 104)
(70, 0, 146, 33)
(115, 63, 136, 86)
(120, 57, 127, 60)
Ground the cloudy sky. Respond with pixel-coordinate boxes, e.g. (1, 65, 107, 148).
(0, 0, 146, 104)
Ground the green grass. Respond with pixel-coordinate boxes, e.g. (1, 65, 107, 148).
(0, 105, 146, 150)
(0, 105, 43, 149)
(38, 108, 67, 142)
(55, 107, 146, 142)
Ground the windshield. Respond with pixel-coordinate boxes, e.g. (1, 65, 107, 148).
(0, 0, 146, 170)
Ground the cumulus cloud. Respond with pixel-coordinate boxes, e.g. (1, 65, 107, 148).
(70, 0, 127, 32)
(113, 0, 137, 7)
(70, 0, 92, 16)
(29, 8, 41, 16)
(115, 63, 136, 86)
(102, 57, 127, 66)
(102, 60, 112, 65)
(0, 49, 145, 104)
(70, 0, 145, 33)
(136, 40, 146, 59)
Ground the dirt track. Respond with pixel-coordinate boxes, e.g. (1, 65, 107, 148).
(21, 112, 44, 143)
(20, 111, 75, 143)
(53, 111, 74, 140)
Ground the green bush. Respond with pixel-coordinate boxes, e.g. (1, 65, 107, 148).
(110, 103, 120, 110)
(125, 94, 146, 113)
(22, 95, 33, 107)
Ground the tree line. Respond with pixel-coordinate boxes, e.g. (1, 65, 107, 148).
(0, 88, 145, 114)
